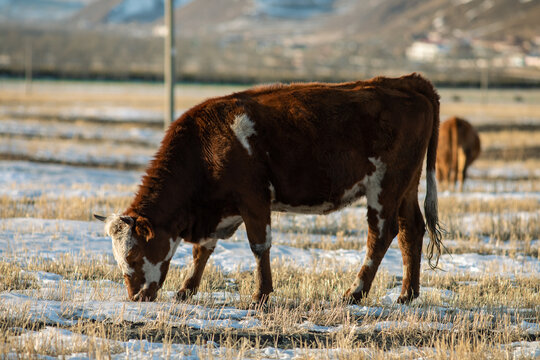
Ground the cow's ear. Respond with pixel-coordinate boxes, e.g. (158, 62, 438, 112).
(135, 217, 154, 242)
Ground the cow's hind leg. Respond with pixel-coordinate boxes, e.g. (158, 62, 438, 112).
(240, 204, 273, 305)
(176, 243, 215, 301)
(344, 206, 398, 303)
(396, 189, 425, 304)
(344, 171, 399, 304)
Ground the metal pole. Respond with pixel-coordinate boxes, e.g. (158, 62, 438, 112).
(480, 59, 489, 104)
(164, 0, 175, 130)
(25, 41, 32, 95)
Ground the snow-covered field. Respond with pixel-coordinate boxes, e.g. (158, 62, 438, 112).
(0, 81, 539, 359)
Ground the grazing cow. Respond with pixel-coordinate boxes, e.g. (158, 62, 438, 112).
(95, 73, 443, 305)
(436, 116, 481, 191)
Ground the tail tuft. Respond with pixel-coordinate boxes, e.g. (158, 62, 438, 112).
(424, 170, 445, 269)
(421, 76, 446, 270)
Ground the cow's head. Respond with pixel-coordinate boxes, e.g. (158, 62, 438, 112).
(94, 214, 178, 301)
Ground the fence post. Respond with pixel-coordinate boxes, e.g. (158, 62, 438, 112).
(164, 0, 175, 130)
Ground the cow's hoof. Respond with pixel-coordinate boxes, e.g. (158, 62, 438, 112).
(343, 288, 363, 305)
(251, 292, 270, 305)
(396, 292, 418, 304)
(175, 289, 195, 302)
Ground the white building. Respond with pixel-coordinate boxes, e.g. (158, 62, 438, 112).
(406, 41, 448, 62)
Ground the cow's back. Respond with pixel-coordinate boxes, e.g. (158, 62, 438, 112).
(219, 78, 437, 210)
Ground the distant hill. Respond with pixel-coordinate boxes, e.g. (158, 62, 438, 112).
(2, 0, 534, 48)
(167, 0, 540, 52)
(0, 0, 88, 22)
(69, 0, 193, 26)
(0, 0, 539, 84)
(1, 0, 538, 53)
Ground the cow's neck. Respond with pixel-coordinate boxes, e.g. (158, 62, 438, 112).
(126, 126, 203, 239)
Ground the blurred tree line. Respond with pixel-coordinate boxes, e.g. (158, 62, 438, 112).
(1, 24, 539, 86)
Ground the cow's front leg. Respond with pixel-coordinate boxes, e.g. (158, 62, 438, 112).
(176, 241, 215, 301)
(241, 208, 273, 305)
(344, 206, 398, 303)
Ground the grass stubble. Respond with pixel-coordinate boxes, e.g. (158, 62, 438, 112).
(0, 252, 538, 359)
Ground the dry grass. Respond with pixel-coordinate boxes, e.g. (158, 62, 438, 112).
(0, 254, 538, 358)
(480, 130, 540, 150)
(441, 102, 540, 122)
(0, 194, 132, 221)
(0, 81, 248, 112)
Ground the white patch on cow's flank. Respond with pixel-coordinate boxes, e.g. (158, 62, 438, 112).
(105, 214, 136, 276)
(363, 157, 386, 234)
(141, 257, 162, 290)
(231, 113, 256, 155)
(341, 181, 365, 206)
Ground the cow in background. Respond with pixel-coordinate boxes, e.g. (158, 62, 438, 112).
(95, 73, 443, 305)
(436, 116, 481, 191)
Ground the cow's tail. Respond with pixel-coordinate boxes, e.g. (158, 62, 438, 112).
(423, 84, 444, 270)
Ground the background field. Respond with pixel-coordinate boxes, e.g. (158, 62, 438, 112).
(0, 80, 539, 359)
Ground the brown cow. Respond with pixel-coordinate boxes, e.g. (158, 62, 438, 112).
(436, 116, 481, 191)
(95, 73, 443, 305)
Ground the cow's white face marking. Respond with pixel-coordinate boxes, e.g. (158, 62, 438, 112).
(231, 113, 256, 155)
(105, 214, 136, 276)
(139, 238, 179, 291)
(363, 157, 386, 234)
(141, 257, 162, 291)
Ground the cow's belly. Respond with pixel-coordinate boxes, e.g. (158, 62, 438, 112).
(269, 181, 366, 215)
(265, 146, 373, 215)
